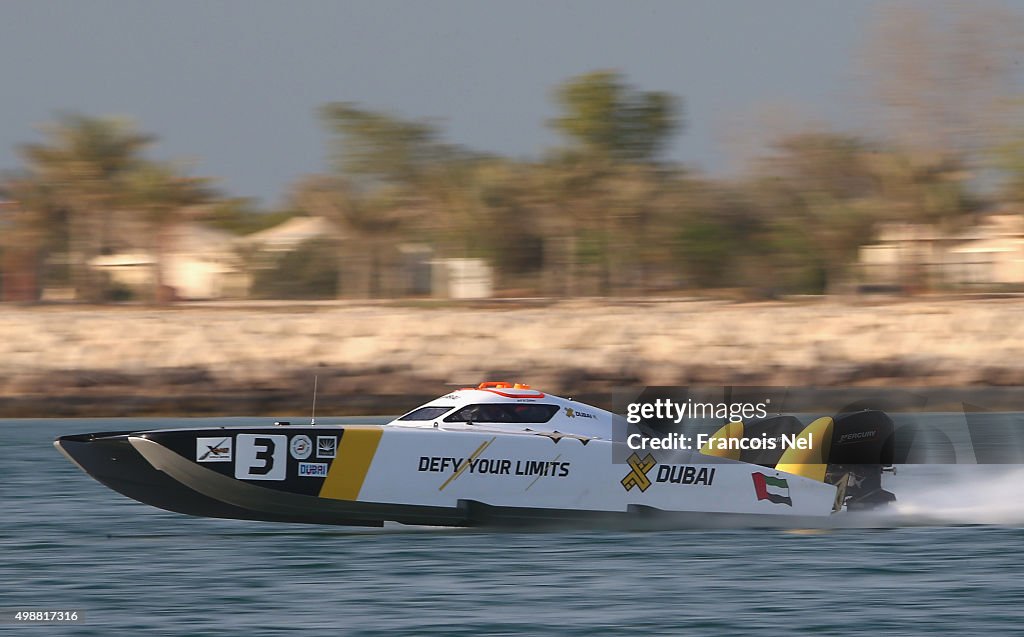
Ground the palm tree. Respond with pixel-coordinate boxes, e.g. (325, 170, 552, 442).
(18, 114, 153, 301)
(0, 174, 61, 300)
(290, 175, 410, 298)
(599, 163, 667, 295)
(525, 152, 614, 296)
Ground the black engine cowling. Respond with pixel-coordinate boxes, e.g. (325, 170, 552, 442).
(825, 410, 897, 510)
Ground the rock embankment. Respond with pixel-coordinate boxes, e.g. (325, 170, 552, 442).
(1, 298, 1022, 416)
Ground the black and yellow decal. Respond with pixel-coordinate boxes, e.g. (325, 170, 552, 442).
(534, 431, 592, 445)
(417, 437, 573, 491)
(621, 452, 656, 492)
(438, 437, 495, 492)
(654, 465, 716, 486)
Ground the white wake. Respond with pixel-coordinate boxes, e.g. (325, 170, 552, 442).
(853, 465, 1024, 527)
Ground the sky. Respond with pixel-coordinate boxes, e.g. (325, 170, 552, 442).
(0, 0, 1002, 207)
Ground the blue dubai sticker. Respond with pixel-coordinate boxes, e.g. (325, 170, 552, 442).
(298, 462, 329, 478)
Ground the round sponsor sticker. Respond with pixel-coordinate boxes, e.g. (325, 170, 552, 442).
(289, 434, 312, 460)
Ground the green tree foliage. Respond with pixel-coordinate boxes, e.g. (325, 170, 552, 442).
(537, 72, 685, 295)
(748, 133, 884, 293)
(319, 102, 467, 189)
(290, 175, 417, 298)
(7, 59, 1014, 303)
(736, 132, 976, 293)
(0, 174, 65, 256)
(672, 182, 758, 289)
(992, 135, 1024, 204)
(0, 177, 65, 299)
(205, 199, 294, 236)
(3, 114, 253, 303)
(551, 70, 681, 163)
(443, 160, 544, 283)
(250, 237, 340, 299)
(317, 103, 528, 295)
(866, 150, 974, 227)
(16, 114, 154, 300)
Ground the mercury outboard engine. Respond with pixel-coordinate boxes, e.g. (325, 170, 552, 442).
(825, 410, 897, 510)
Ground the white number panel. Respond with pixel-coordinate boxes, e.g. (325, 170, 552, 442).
(234, 434, 287, 481)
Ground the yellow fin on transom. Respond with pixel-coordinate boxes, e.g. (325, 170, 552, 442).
(775, 416, 833, 482)
(699, 420, 745, 461)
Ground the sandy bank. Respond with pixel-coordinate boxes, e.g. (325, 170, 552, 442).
(1, 298, 1022, 416)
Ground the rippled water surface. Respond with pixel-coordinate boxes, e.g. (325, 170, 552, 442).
(4, 418, 1024, 636)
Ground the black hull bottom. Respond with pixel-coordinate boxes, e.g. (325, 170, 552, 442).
(55, 433, 383, 527)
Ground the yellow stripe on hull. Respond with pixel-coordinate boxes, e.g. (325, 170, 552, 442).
(319, 427, 383, 501)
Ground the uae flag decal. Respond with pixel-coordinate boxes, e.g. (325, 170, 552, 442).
(752, 472, 792, 506)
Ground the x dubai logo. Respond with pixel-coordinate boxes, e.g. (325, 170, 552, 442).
(196, 437, 232, 463)
(621, 452, 656, 492)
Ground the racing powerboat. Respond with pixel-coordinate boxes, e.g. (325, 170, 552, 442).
(55, 382, 895, 528)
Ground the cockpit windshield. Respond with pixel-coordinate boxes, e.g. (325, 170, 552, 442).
(443, 403, 560, 424)
(398, 406, 454, 421)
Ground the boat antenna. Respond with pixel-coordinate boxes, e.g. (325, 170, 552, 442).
(311, 375, 318, 425)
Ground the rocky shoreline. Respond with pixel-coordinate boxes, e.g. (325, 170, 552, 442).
(2, 298, 1023, 417)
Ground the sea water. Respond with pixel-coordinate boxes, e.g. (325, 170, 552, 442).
(3, 418, 1024, 636)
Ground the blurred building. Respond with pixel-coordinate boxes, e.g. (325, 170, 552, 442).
(240, 215, 338, 252)
(432, 258, 494, 299)
(859, 214, 1024, 290)
(84, 214, 496, 301)
(239, 215, 490, 299)
(89, 223, 251, 300)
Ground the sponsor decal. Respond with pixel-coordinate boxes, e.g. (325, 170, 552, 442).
(316, 436, 337, 459)
(752, 472, 792, 506)
(534, 430, 591, 445)
(564, 407, 597, 419)
(290, 435, 313, 460)
(654, 465, 716, 486)
(837, 430, 877, 444)
(621, 452, 656, 492)
(418, 456, 570, 478)
(435, 437, 493, 491)
(196, 437, 232, 463)
(298, 462, 329, 478)
(235, 434, 287, 481)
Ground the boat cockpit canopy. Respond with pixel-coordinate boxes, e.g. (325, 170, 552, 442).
(397, 403, 561, 424)
(444, 403, 560, 423)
